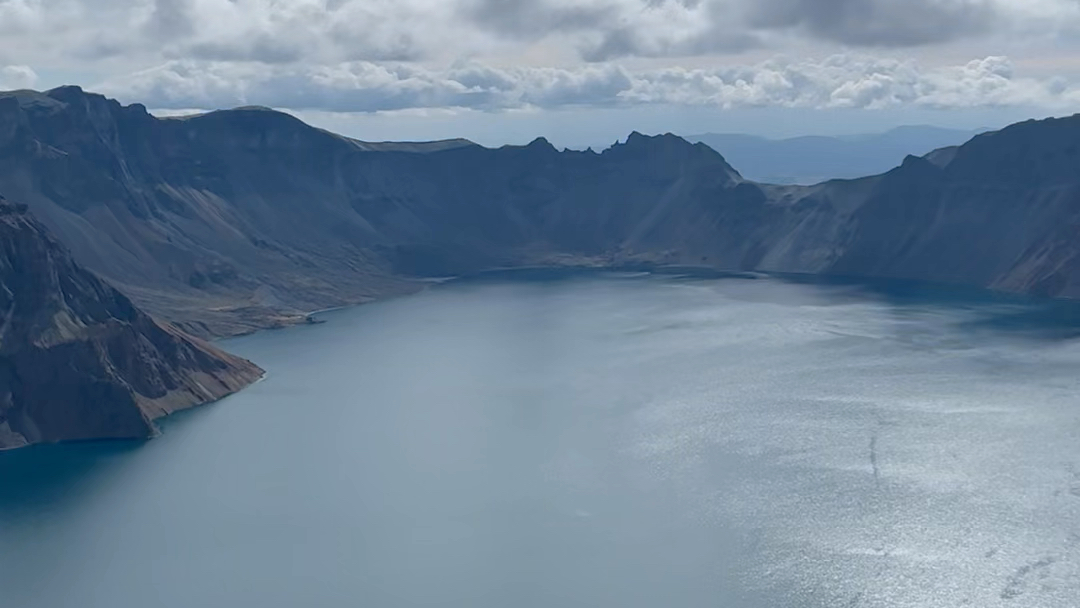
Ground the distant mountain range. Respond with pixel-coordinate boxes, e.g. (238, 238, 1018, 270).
(686, 126, 988, 184)
(2, 85, 1080, 447)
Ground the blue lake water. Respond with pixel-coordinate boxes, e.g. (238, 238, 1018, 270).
(3, 271, 1080, 607)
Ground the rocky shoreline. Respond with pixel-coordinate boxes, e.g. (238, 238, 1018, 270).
(0, 197, 264, 450)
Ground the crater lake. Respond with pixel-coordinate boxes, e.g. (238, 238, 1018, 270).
(3, 270, 1080, 607)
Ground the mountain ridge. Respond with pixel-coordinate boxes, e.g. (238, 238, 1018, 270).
(4, 85, 1080, 447)
(3, 86, 1080, 337)
(0, 87, 750, 336)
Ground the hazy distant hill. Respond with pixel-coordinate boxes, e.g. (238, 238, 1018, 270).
(686, 126, 987, 184)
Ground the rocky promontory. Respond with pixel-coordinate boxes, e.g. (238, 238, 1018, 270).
(0, 195, 263, 450)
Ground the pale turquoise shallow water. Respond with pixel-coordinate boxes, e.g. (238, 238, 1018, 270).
(3, 271, 1080, 607)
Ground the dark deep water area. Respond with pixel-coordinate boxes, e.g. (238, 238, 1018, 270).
(3, 270, 1080, 607)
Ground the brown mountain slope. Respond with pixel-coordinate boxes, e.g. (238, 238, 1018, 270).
(0, 195, 262, 450)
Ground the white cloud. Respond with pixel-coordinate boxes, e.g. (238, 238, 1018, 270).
(0, 0, 462, 66)
(741, 0, 997, 47)
(0, 65, 38, 90)
(6, 0, 1080, 123)
(6, 0, 1080, 70)
(97, 60, 636, 112)
(96, 55, 1080, 113)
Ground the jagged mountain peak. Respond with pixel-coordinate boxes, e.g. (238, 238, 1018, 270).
(0, 85, 121, 115)
(603, 130, 742, 181)
(622, 131, 691, 147)
(612, 130, 719, 154)
(44, 84, 90, 101)
(525, 136, 557, 150)
(44, 85, 128, 113)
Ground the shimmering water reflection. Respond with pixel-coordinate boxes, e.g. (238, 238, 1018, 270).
(2, 271, 1080, 607)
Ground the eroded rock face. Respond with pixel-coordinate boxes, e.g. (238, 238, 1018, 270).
(822, 119, 1080, 297)
(4, 85, 1080, 338)
(4, 86, 1080, 448)
(0, 89, 754, 337)
(0, 196, 263, 450)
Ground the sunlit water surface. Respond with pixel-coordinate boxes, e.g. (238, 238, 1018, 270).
(3, 271, 1080, 607)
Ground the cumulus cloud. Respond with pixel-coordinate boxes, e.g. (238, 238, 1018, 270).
(466, 0, 615, 37)
(0, 65, 38, 90)
(96, 55, 1080, 113)
(163, 0, 447, 63)
(462, 0, 759, 59)
(145, 0, 196, 40)
(8, 0, 1080, 123)
(0, 0, 460, 66)
(6, 0, 1080, 70)
(743, 0, 997, 47)
(622, 56, 1076, 108)
(462, 0, 1007, 58)
(580, 1, 762, 60)
(97, 61, 636, 112)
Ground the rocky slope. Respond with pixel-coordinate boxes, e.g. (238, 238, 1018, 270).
(823, 117, 1080, 296)
(3, 86, 1080, 340)
(4, 86, 1080, 448)
(0, 86, 764, 335)
(0, 195, 262, 450)
(0, 87, 468, 336)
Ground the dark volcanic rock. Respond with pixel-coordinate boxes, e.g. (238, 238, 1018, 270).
(4, 85, 1080, 337)
(0, 87, 755, 335)
(0, 88, 465, 337)
(4, 87, 1080, 447)
(822, 116, 1080, 297)
(0, 195, 262, 450)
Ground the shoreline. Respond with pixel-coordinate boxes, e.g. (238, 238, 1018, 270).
(8, 264, 1079, 454)
(253, 263, 1080, 341)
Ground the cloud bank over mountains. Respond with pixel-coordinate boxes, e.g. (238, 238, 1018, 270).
(0, 65, 37, 90)
(96, 55, 1079, 113)
(3, 0, 1080, 114)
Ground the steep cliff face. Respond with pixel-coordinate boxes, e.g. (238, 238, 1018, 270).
(0, 88, 759, 335)
(821, 117, 1080, 298)
(4, 87, 1080, 447)
(0, 195, 262, 450)
(0, 88, 459, 336)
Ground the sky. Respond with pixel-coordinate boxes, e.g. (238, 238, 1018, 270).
(2, 0, 1080, 147)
